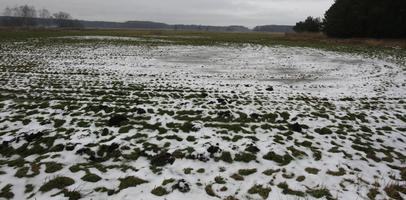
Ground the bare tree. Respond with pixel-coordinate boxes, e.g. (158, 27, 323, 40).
(2, 5, 82, 28)
(53, 11, 71, 27)
(53, 11, 82, 28)
(20, 5, 37, 26)
(16, 5, 37, 18)
(53, 12, 71, 20)
(2, 5, 37, 26)
(38, 8, 52, 27)
(39, 9, 51, 19)
(3, 6, 12, 16)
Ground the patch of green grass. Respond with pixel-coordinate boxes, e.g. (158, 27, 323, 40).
(360, 125, 372, 133)
(22, 119, 31, 125)
(263, 168, 281, 176)
(287, 146, 308, 158)
(220, 186, 228, 191)
(151, 186, 169, 196)
(0, 184, 14, 199)
(81, 173, 102, 182)
(45, 162, 64, 173)
(232, 135, 244, 142)
(186, 135, 196, 142)
(180, 121, 196, 133)
(234, 152, 256, 162)
(197, 168, 205, 173)
(277, 182, 305, 197)
(218, 151, 233, 163)
(219, 167, 226, 172)
(224, 196, 239, 200)
(401, 167, 406, 181)
(238, 168, 257, 176)
(119, 176, 148, 191)
(162, 178, 175, 186)
(163, 134, 183, 141)
(118, 125, 133, 133)
(282, 172, 295, 179)
(215, 176, 226, 184)
(25, 184, 34, 193)
(204, 123, 248, 133)
(306, 187, 333, 199)
(50, 144, 65, 152)
(384, 184, 406, 200)
(15, 166, 29, 178)
(305, 167, 320, 175)
(296, 176, 305, 182)
(311, 112, 330, 119)
(279, 112, 290, 121)
(69, 164, 82, 173)
(77, 121, 90, 128)
(150, 165, 163, 175)
(230, 173, 244, 181)
(326, 168, 346, 176)
(23, 163, 40, 177)
(8, 158, 25, 168)
(54, 119, 66, 128)
(184, 168, 193, 174)
(94, 187, 115, 196)
(380, 126, 392, 131)
(296, 140, 313, 147)
(263, 151, 293, 166)
(315, 127, 333, 135)
(61, 189, 81, 200)
(138, 121, 168, 134)
(245, 145, 260, 153)
(312, 149, 322, 161)
(248, 184, 271, 199)
(205, 184, 218, 197)
(39, 177, 75, 192)
(367, 188, 379, 200)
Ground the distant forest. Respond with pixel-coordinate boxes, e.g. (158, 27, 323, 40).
(253, 25, 293, 33)
(0, 5, 294, 33)
(1, 5, 82, 28)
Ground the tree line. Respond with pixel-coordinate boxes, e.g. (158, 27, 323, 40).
(293, 0, 406, 38)
(2, 5, 82, 28)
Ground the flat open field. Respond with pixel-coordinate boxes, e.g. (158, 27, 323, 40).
(0, 30, 405, 200)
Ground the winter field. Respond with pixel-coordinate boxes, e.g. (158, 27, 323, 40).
(0, 30, 405, 200)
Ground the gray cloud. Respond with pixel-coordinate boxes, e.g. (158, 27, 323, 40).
(0, 0, 334, 27)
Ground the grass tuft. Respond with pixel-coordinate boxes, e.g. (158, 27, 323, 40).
(277, 182, 305, 197)
(248, 184, 271, 199)
(39, 177, 75, 192)
(119, 176, 148, 191)
(81, 173, 102, 182)
(305, 167, 320, 174)
(151, 186, 169, 196)
(205, 184, 218, 197)
(230, 173, 244, 181)
(238, 168, 257, 176)
(0, 184, 14, 199)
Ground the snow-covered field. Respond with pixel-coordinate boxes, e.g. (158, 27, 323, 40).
(0, 36, 405, 200)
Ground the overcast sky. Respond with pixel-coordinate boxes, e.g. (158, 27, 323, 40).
(0, 0, 334, 27)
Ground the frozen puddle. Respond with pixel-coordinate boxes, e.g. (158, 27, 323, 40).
(30, 43, 403, 98)
(55, 35, 173, 43)
(155, 45, 404, 98)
